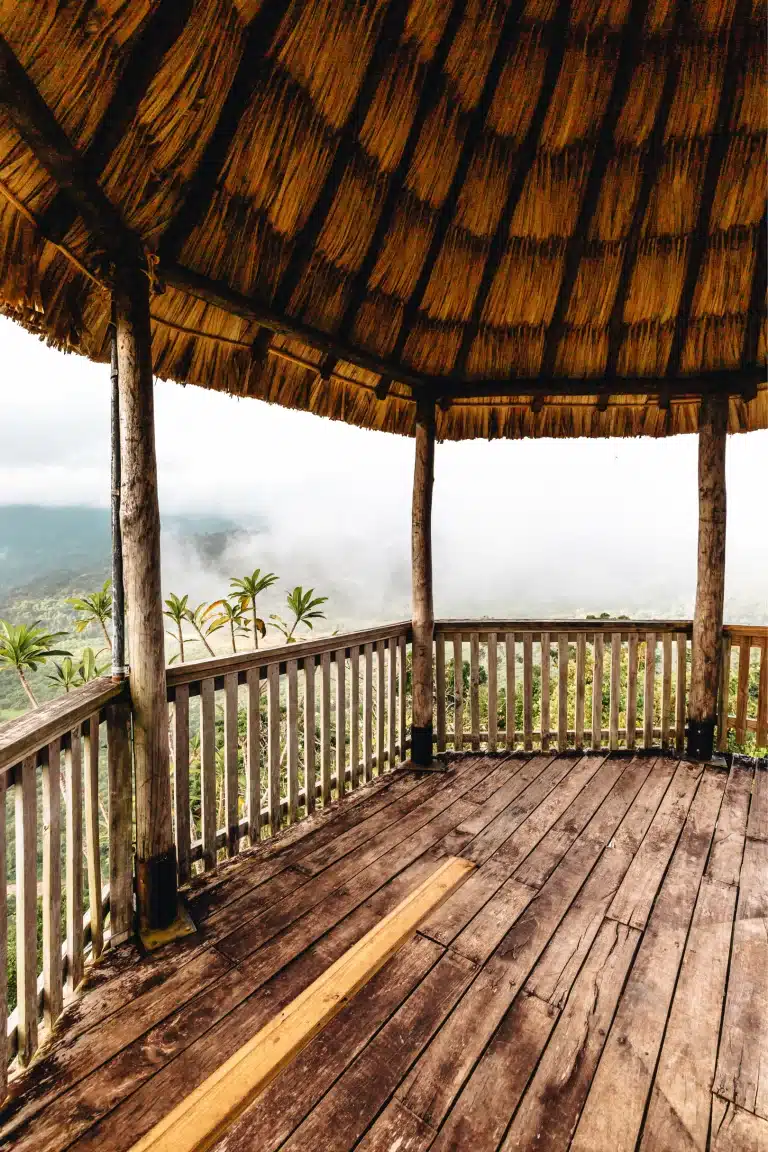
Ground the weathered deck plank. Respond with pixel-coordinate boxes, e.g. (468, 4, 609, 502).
(2, 752, 761, 1152)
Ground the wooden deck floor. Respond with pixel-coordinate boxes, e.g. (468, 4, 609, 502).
(2, 752, 767, 1152)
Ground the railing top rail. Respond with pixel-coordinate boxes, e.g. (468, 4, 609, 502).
(723, 624, 768, 640)
(0, 676, 127, 776)
(166, 621, 412, 691)
(434, 619, 695, 635)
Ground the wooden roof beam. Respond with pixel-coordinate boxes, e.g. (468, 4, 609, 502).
(539, 0, 649, 378)
(666, 0, 751, 378)
(312, 0, 467, 384)
(387, 1, 526, 365)
(743, 207, 767, 368)
(605, 0, 691, 375)
(453, 0, 572, 378)
(38, 0, 194, 245)
(157, 0, 293, 265)
(0, 35, 141, 265)
(428, 370, 764, 401)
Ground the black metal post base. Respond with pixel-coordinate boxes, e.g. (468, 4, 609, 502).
(136, 846, 178, 934)
(686, 718, 716, 761)
(411, 723, 434, 767)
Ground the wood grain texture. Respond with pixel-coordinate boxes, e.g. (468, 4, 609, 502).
(224, 673, 239, 853)
(411, 404, 435, 745)
(42, 738, 63, 1028)
(335, 651, 346, 800)
(107, 697, 133, 941)
(246, 668, 261, 838)
(173, 685, 191, 881)
(83, 714, 103, 959)
(15, 756, 38, 1065)
(199, 677, 216, 870)
(65, 731, 84, 995)
(267, 663, 281, 834)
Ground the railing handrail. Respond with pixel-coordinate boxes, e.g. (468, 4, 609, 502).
(165, 620, 412, 693)
(435, 619, 695, 635)
(0, 677, 127, 777)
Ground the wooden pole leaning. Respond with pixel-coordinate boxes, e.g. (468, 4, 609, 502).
(110, 310, 127, 679)
(114, 264, 177, 932)
(411, 398, 436, 766)
(687, 393, 728, 761)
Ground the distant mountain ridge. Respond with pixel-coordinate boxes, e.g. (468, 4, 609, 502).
(0, 505, 240, 603)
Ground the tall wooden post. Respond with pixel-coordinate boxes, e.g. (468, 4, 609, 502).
(687, 393, 728, 760)
(114, 265, 177, 931)
(411, 398, 435, 766)
(110, 313, 127, 679)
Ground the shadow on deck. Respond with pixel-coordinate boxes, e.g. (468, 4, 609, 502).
(2, 751, 766, 1152)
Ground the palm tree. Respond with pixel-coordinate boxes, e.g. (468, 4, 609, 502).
(0, 620, 71, 707)
(183, 601, 217, 657)
(205, 599, 249, 654)
(270, 587, 328, 643)
(230, 569, 277, 650)
(164, 593, 190, 663)
(46, 656, 80, 693)
(67, 579, 113, 651)
(76, 646, 109, 684)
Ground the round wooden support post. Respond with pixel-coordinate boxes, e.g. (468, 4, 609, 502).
(687, 393, 728, 760)
(114, 266, 177, 932)
(411, 398, 435, 765)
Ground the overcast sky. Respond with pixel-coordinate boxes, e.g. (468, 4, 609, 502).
(1, 315, 766, 624)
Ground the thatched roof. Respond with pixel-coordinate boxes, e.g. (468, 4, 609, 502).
(0, 0, 765, 439)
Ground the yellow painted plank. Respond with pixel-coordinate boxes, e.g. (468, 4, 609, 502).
(130, 855, 475, 1152)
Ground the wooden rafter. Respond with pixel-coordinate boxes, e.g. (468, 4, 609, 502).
(453, 0, 573, 378)
(744, 210, 767, 366)
(269, 0, 412, 318)
(666, 0, 750, 378)
(0, 35, 139, 262)
(539, 0, 649, 378)
(605, 0, 692, 375)
(157, 0, 292, 265)
(387, 0, 526, 364)
(427, 370, 764, 401)
(38, 0, 193, 244)
(315, 0, 466, 383)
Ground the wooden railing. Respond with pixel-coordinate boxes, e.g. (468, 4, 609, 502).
(720, 626, 768, 751)
(434, 620, 694, 755)
(0, 679, 133, 1085)
(165, 622, 412, 882)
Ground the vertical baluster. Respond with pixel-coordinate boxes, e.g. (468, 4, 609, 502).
(363, 643, 373, 781)
(107, 697, 133, 944)
(558, 634, 569, 752)
(66, 731, 83, 995)
(376, 639, 386, 772)
(350, 646, 360, 789)
(83, 714, 103, 959)
(540, 632, 550, 752)
(505, 634, 515, 750)
(223, 674, 239, 855)
(643, 633, 656, 748)
(246, 667, 261, 840)
(735, 638, 751, 746)
(488, 633, 498, 753)
(15, 756, 38, 1064)
(661, 633, 673, 748)
(388, 639, 397, 770)
(592, 634, 604, 750)
(398, 634, 407, 759)
(173, 685, 191, 882)
(303, 658, 316, 813)
(199, 677, 216, 870)
(470, 632, 480, 751)
(321, 650, 332, 802)
(335, 650, 346, 797)
(435, 632, 446, 754)
(756, 638, 767, 749)
(609, 634, 621, 751)
(42, 738, 63, 1029)
(267, 663, 282, 833)
(523, 632, 533, 752)
(625, 634, 638, 750)
(453, 635, 464, 751)
(287, 659, 299, 820)
(0, 768, 6, 1094)
(675, 633, 687, 752)
(718, 634, 732, 751)
(575, 633, 586, 750)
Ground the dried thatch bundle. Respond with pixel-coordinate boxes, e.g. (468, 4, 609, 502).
(0, 0, 765, 439)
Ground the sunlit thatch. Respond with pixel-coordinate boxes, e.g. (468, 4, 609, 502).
(0, 0, 765, 439)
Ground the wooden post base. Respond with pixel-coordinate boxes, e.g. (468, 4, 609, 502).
(686, 718, 716, 761)
(410, 723, 434, 767)
(139, 900, 197, 953)
(136, 847, 179, 935)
